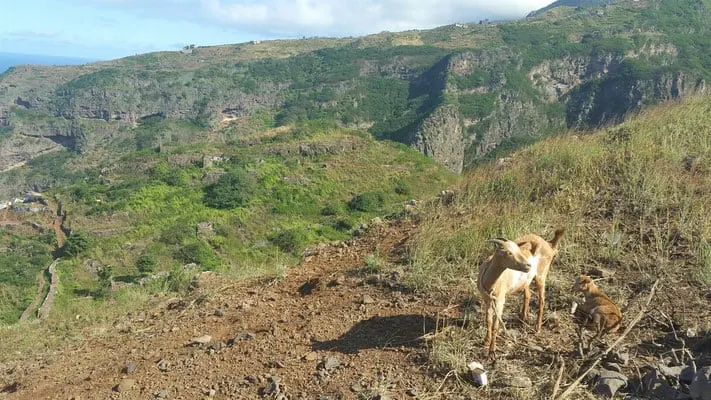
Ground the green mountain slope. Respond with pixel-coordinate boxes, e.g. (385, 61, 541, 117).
(1, 0, 711, 182)
(1, 0, 711, 325)
(0, 121, 456, 324)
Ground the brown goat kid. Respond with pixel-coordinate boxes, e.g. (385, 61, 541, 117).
(572, 275, 622, 339)
(477, 229, 565, 357)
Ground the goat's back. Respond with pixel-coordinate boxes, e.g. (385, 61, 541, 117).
(514, 234, 555, 262)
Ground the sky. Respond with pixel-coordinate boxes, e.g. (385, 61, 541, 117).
(0, 0, 553, 61)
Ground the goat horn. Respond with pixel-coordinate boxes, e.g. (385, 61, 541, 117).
(487, 238, 508, 246)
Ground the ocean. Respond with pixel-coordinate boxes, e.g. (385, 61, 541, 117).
(0, 52, 94, 73)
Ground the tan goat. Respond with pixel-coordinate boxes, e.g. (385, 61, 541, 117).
(477, 229, 565, 357)
(572, 275, 622, 340)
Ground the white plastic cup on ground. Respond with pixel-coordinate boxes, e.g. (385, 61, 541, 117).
(467, 361, 488, 387)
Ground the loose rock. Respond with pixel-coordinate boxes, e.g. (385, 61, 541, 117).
(154, 389, 169, 398)
(608, 350, 630, 366)
(680, 365, 696, 385)
(690, 366, 711, 400)
(321, 356, 341, 372)
(113, 378, 135, 392)
(188, 335, 212, 346)
(122, 361, 138, 374)
(503, 376, 532, 388)
(602, 361, 622, 373)
(263, 376, 281, 396)
(595, 370, 627, 398)
(658, 364, 684, 381)
(228, 331, 255, 345)
(157, 359, 170, 372)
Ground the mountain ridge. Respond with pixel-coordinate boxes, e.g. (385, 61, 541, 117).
(528, 0, 623, 16)
(1, 0, 710, 188)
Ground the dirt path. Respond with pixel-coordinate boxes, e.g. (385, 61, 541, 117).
(18, 272, 47, 322)
(46, 199, 66, 249)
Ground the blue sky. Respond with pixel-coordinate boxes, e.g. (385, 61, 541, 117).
(1, 0, 552, 60)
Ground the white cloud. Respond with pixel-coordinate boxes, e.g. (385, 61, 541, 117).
(199, 0, 553, 36)
(83, 0, 553, 38)
(199, 0, 555, 36)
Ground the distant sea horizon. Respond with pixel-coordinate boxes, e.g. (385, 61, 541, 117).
(0, 52, 96, 73)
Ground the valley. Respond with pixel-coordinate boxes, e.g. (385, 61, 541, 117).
(0, 1, 710, 399)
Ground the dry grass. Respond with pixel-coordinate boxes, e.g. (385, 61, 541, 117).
(408, 95, 711, 398)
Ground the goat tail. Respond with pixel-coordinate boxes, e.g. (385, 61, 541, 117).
(549, 228, 566, 249)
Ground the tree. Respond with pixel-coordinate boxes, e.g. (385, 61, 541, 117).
(203, 169, 256, 210)
(136, 254, 158, 276)
(62, 231, 91, 257)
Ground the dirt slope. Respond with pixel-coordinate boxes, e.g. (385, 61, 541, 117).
(1, 216, 709, 400)
(2, 220, 457, 400)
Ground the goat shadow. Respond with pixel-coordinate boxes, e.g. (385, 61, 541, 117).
(311, 314, 437, 354)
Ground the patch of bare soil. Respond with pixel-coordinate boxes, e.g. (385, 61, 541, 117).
(1, 219, 710, 400)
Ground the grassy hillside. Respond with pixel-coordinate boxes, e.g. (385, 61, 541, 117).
(0, 119, 456, 326)
(0, 227, 54, 323)
(1, 0, 711, 330)
(413, 94, 711, 287)
(405, 95, 711, 390)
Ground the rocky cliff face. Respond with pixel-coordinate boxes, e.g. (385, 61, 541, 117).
(525, 43, 702, 128)
(529, 54, 624, 102)
(410, 105, 465, 173)
(472, 92, 564, 158)
(566, 70, 706, 128)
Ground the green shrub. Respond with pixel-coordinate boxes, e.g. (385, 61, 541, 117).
(348, 191, 385, 212)
(393, 179, 412, 196)
(269, 229, 306, 253)
(151, 161, 188, 186)
(174, 240, 218, 269)
(203, 169, 256, 209)
(159, 222, 196, 245)
(62, 231, 91, 257)
(136, 254, 158, 275)
(320, 203, 343, 216)
(332, 218, 355, 232)
(97, 265, 114, 281)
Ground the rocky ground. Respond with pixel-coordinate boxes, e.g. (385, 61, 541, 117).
(1, 216, 710, 400)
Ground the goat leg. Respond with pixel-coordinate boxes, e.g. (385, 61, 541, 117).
(484, 301, 493, 350)
(536, 280, 546, 332)
(521, 286, 531, 323)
